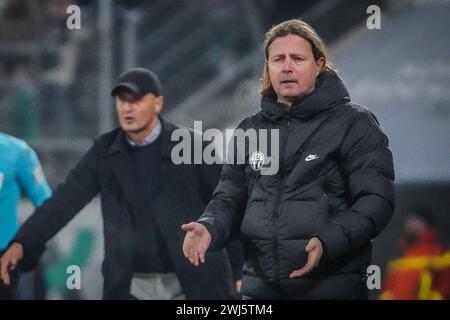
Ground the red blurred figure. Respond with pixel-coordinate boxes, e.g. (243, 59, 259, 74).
(381, 210, 450, 300)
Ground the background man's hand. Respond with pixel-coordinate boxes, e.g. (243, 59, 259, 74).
(1, 242, 24, 285)
(235, 279, 242, 293)
(289, 237, 323, 278)
(182, 222, 211, 266)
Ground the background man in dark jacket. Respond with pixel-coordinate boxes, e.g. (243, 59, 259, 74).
(1, 68, 242, 300)
(182, 19, 395, 299)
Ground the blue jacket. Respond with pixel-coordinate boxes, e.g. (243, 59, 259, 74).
(0, 133, 51, 250)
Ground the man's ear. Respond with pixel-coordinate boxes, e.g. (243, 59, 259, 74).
(155, 96, 164, 114)
(315, 57, 325, 76)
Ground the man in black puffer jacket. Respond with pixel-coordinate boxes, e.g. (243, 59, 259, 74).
(182, 19, 395, 299)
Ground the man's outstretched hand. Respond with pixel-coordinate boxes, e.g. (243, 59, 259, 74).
(289, 237, 323, 278)
(1, 242, 24, 285)
(182, 222, 211, 266)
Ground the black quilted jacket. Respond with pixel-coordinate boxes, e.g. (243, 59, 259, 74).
(199, 71, 395, 299)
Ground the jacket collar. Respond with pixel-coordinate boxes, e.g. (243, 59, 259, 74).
(126, 118, 161, 147)
(261, 71, 351, 122)
(105, 116, 175, 216)
(107, 116, 175, 159)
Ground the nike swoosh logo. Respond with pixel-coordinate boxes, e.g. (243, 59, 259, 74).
(305, 154, 320, 162)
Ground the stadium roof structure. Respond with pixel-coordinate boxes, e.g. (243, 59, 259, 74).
(334, 1, 450, 184)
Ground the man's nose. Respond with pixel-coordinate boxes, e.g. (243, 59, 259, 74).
(281, 58, 293, 72)
(122, 102, 133, 112)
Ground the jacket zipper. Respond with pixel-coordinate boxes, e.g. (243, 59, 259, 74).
(273, 114, 291, 281)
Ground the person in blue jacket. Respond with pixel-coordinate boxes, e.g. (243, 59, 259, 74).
(0, 132, 51, 299)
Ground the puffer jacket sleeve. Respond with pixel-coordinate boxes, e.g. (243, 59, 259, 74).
(315, 111, 395, 263)
(194, 135, 245, 279)
(198, 121, 249, 250)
